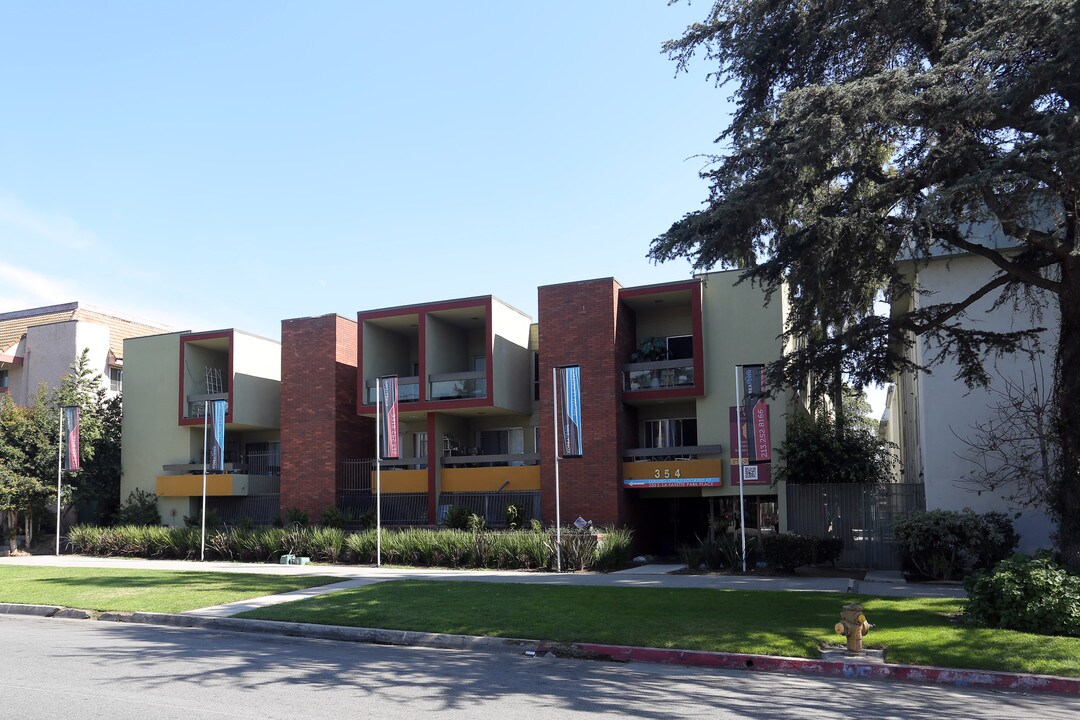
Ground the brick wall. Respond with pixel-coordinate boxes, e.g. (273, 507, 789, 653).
(538, 278, 634, 527)
(280, 315, 373, 519)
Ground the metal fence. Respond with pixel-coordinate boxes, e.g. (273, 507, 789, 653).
(786, 482, 926, 570)
(337, 491, 429, 526)
(205, 450, 281, 526)
(439, 491, 540, 527)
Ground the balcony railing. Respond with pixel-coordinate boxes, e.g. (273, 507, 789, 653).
(623, 360, 695, 391)
(429, 371, 487, 401)
(364, 376, 421, 405)
(185, 392, 228, 418)
(442, 452, 540, 468)
(622, 444, 724, 461)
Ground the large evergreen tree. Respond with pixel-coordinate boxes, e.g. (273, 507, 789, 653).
(650, 1, 1080, 563)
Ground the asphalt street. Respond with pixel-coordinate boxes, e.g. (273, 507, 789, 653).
(3, 615, 1077, 720)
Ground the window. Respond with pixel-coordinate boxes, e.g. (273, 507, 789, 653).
(0, 369, 8, 389)
(667, 335, 693, 360)
(109, 367, 123, 392)
(533, 353, 540, 401)
(642, 418, 698, 449)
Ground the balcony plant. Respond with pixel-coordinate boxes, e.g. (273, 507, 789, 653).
(630, 337, 668, 363)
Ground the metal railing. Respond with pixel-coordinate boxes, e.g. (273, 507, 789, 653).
(786, 482, 926, 570)
(442, 452, 540, 467)
(363, 376, 421, 405)
(337, 491, 429, 526)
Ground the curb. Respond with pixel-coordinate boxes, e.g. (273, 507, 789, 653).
(4, 603, 1077, 695)
(568, 642, 1080, 695)
(103, 611, 540, 655)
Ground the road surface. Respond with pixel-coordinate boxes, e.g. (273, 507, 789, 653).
(2, 616, 1075, 719)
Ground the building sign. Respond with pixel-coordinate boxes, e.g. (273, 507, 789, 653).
(729, 405, 772, 485)
(622, 459, 723, 489)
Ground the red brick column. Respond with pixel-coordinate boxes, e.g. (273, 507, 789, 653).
(538, 278, 636, 528)
(280, 314, 373, 520)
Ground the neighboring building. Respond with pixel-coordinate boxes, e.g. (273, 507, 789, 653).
(279, 270, 793, 552)
(121, 329, 282, 525)
(886, 241, 1058, 553)
(0, 302, 169, 404)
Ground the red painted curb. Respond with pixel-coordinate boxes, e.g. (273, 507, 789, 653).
(565, 643, 1080, 696)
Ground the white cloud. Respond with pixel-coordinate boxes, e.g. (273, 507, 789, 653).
(0, 262, 76, 310)
(0, 195, 97, 250)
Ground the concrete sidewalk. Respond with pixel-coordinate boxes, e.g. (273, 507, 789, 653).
(0, 554, 966, 601)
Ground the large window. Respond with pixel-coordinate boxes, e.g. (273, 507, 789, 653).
(642, 418, 698, 449)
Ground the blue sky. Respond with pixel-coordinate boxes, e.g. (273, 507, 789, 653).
(1, 1, 727, 337)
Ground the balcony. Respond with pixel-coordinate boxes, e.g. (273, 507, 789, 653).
(364, 376, 421, 405)
(429, 370, 487, 400)
(185, 392, 229, 419)
(623, 360, 695, 392)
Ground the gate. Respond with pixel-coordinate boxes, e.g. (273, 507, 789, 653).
(786, 482, 925, 570)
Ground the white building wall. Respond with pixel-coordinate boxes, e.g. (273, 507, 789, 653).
(912, 253, 1057, 553)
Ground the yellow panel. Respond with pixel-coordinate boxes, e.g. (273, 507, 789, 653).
(156, 474, 239, 497)
(442, 465, 541, 492)
(379, 469, 428, 493)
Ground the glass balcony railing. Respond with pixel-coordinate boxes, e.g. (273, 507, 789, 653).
(364, 376, 421, 404)
(623, 360, 695, 391)
(429, 371, 487, 401)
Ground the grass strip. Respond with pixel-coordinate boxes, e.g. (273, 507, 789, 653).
(0, 567, 338, 614)
(239, 580, 1080, 678)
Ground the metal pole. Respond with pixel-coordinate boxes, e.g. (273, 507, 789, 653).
(56, 407, 63, 555)
(376, 377, 382, 568)
(201, 400, 208, 561)
(734, 366, 747, 572)
(552, 367, 562, 572)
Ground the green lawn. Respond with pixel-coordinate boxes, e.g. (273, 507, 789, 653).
(0, 567, 338, 613)
(239, 580, 1080, 678)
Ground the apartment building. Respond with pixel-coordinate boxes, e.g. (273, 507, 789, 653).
(0, 302, 168, 403)
(121, 329, 282, 525)
(279, 270, 792, 552)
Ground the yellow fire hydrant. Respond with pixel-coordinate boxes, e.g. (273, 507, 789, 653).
(834, 603, 872, 655)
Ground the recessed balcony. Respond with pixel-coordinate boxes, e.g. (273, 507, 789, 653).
(363, 376, 421, 405)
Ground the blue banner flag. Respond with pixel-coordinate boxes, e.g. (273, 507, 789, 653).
(208, 399, 227, 471)
(557, 365, 583, 457)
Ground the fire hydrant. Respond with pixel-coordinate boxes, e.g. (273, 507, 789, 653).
(834, 603, 872, 655)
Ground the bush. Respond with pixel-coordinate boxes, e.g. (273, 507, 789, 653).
(760, 533, 845, 572)
(283, 508, 309, 527)
(443, 505, 472, 530)
(505, 504, 522, 530)
(112, 489, 161, 527)
(319, 507, 348, 529)
(592, 526, 633, 571)
(894, 509, 1018, 580)
(964, 553, 1080, 636)
(777, 412, 897, 484)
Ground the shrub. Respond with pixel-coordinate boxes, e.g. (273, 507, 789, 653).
(443, 505, 472, 530)
(113, 490, 161, 527)
(964, 553, 1080, 636)
(505, 504, 522, 530)
(777, 412, 897, 484)
(466, 513, 486, 534)
(283, 508, 309, 527)
(592, 526, 633, 572)
(761, 533, 817, 572)
(894, 509, 1019, 581)
(183, 509, 222, 529)
(550, 528, 598, 571)
(319, 507, 348, 529)
(760, 533, 844, 572)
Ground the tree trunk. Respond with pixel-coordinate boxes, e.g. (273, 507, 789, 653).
(5, 510, 16, 554)
(1054, 258, 1080, 569)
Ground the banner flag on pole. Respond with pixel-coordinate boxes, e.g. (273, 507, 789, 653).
(380, 376, 400, 459)
(208, 399, 227, 471)
(740, 365, 771, 463)
(556, 365, 583, 457)
(62, 406, 81, 471)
